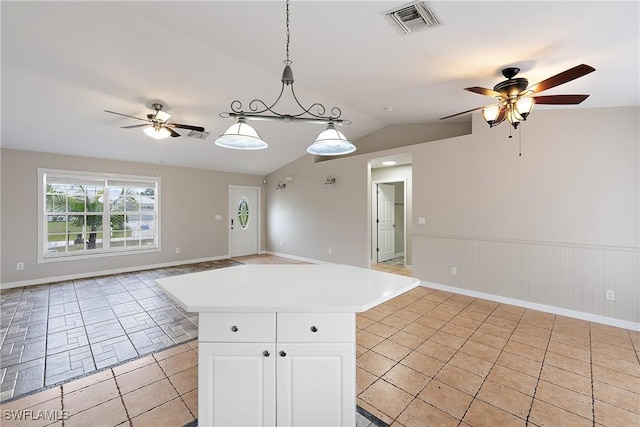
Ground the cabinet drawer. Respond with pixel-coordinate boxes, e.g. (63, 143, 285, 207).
(277, 313, 355, 343)
(199, 313, 276, 342)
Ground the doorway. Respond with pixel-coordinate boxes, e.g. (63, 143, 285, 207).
(229, 185, 260, 257)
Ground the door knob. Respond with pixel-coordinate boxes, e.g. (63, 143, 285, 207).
(279, 351, 287, 357)
(263, 351, 270, 357)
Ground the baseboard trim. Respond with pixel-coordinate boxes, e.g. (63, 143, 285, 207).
(263, 250, 331, 265)
(421, 281, 640, 332)
(0, 255, 232, 290)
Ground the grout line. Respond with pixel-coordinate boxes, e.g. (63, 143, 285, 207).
(525, 314, 556, 425)
(110, 367, 133, 427)
(589, 324, 595, 427)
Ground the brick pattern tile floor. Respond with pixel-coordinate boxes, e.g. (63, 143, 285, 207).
(1, 255, 638, 427)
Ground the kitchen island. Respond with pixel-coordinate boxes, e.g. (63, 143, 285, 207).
(156, 263, 419, 427)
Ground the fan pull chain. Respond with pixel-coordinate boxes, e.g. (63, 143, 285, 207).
(518, 126, 522, 157)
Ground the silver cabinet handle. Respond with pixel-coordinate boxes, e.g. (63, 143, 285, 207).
(231, 325, 238, 332)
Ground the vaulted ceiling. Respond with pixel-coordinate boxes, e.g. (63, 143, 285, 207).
(2, 1, 638, 175)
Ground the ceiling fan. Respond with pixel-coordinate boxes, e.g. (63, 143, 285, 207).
(440, 64, 596, 129)
(104, 103, 205, 139)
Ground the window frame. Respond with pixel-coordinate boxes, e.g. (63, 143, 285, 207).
(37, 168, 161, 263)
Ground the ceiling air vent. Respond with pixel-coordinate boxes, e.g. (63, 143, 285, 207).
(383, 1, 442, 35)
(187, 130, 210, 140)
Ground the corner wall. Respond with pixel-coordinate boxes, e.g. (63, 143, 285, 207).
(0, 149, 266, 286)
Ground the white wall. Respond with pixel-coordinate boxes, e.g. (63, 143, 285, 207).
(267, 107, 639, 324)
(0, 149, 266, 286)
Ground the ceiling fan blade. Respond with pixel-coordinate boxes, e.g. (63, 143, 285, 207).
(167, 123, 205, 132)
(121, 124, 148, 129)
(527, 64, 595, 94)
(533, 94, 590, 105)
(465, 87, 502, 98)
(440, 106, 486, 120)
(165, 127, 181, 138)
(104, 110, 150, 122)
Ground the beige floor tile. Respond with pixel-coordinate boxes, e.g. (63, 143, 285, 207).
(356, 330, 385, 349)
(458, 308, 489, 322)
(469, 330, 508, 350)
(519, 311, 555, 331)
(419, 379, 473, 420)
(356, 397, 393, 425)
(356, 344, 368, 357)
(540, 365, 592, 397)
(486, 364, 538, 396)
(463, 399, 527, 427)
(550, 330, 591, 349)
(401, 322, 437, 339)
(592, 365, 640, 393)
(592, 352, 640, 378)
(593, 380, 640, 414)
(592, 340, 637, 362)
(509, 331, 549, 350)
(63, 377, 120, 416)
(544, 350, 591, 378)
(63, 369, 113, 394)
(365, 322, 398, 339)
(356, 315, 375, 330)
(594, 398, 640, 426)
(431, 330, 469, 349)
(415, 340, 457, 362)
(157, 349, 197, 377)
(476, 322, 513, 339)
(397, 398, 458, 427)
(356, 367, 378, 395)
(111, 355, 155, 376)
(503, 339, 546, 362)
(434, 363, 484, 396)
(448, 351, 493, 378)
(65, 396, 128, 427)
(182, 389, 197, 416)
(449, 315, 482, 331)
(122, 378, 178, 418)
(0, 396, 64, 427)
(476, 380, 532, 419)
(412, 315, 447, 330)
(514, 322, 552, 339)
(460, 340, 501, 363)
(130, 397, 194, 427)
(356, 350, 396, 377)
(496, 351, 542, 377)
(114, 362, 166, 395)
(535, 380, 593, 420)
(359, 379, 413, 420)
(392, 309, 422, 322)
(0, 386, 61, 412)
(400, 351, 446, 378)
(529, 398, 592, 426)
(546, 339, 591, 362)
(371, 340, 412, 362)
(168, 365, 197, 395)
(387, 330, 426, 350)
(382, 364, 430, 396)
(379, 315, 412, 330)
(359, 308, 388, 322)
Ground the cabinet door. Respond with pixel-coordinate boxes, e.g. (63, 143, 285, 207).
(199, 342, 276, 427)
(276, 343, 355, 427)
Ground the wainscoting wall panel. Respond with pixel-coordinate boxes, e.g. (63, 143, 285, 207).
(413, 234, 639, 324)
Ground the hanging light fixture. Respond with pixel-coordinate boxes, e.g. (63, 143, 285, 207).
(143, 124, 171, 140)
(216, 0, 354, 156)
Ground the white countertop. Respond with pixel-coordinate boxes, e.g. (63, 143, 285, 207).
(155, 264, 420, 313)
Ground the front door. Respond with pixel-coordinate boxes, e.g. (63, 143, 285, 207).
(376, 183, 395, 262)
(229, 186, 260, 257)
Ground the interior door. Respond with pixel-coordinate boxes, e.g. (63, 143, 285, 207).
(376, 183, 395, 262)
(229, 186, 259, 257)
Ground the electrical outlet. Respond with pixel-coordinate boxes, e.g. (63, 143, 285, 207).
(16, 262, 24, 271)
(451, 267, 457, 275)
(328, 248, 332, 255)
(605, 290, 615, 301)
(175, 248, 181, 254)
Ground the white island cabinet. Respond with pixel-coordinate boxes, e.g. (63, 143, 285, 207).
(156, 264, 419, 427)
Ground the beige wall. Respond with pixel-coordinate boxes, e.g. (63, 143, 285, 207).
(0, 149, 266, 286)
(267, 107, 639, 324)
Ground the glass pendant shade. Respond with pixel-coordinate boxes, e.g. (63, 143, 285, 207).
(515, 96, 534, 120)
(482, 105, 506, 127)
(215, 119, 268, 150)
(306, 123, 356, 156)
(143, 126, 171, 139)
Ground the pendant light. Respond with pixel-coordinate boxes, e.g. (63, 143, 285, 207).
(216, 0, 354, 155)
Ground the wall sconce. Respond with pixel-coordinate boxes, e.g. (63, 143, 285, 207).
(276, 181, 286, 190)
(324, 175, 336, 185)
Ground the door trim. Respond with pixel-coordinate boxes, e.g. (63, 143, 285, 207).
(370, 178, 407, 266)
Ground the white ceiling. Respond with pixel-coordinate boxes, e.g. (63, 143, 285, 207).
(2, 1, 638, 176)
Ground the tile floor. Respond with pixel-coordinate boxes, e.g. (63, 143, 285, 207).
(1, 255, 638, 427)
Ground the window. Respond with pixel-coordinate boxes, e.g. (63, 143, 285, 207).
(38, 169, 160, 262)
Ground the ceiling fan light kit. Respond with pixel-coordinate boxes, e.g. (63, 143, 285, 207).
(105, 103, 205, 140)
(441, 64, 595, 132)
(216, 0, 354, 156)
